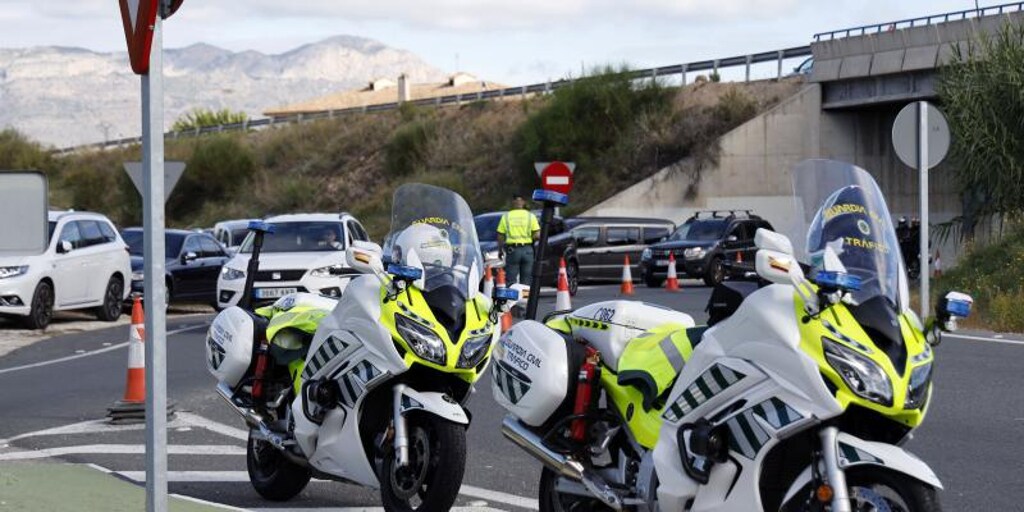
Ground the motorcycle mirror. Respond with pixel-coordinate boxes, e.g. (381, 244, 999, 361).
(346, 241, 385, 276)
(755, 249, 796, 286)
(754, 228, 793, 255)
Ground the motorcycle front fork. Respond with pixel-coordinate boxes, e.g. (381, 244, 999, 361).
(393, 384, 410, 467)
(818, 426, 852, 512)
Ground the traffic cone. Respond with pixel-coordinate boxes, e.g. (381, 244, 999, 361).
(620, 256, 635, 296)
(107, 296, 175, 424)
(496, 268, 513, 333)
(665, 253, 681, 292)
(555, 258, 572, 311)
(482, 265, 494, 299)
(735, 249, 744, 264)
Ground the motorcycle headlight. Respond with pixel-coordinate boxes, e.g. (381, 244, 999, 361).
(458, 333, 493, 369)
(905, 362, 933, 409)
(0, 266, 29, 279)
(822, 337, 893, 407)
(310, 264, 344, 278)
(683, 247, 705, 260)
(641, 248, 652, 261)
(220, 267, 246, 280)
(131, 270, 144, 281)
(395, 314, 447, 365)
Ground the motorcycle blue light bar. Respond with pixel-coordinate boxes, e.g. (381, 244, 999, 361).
(532, 189, 569, 205)
(945, 298, 972, 318)
(247, 220, 275, 234)
(494, 287, 520, 302)
(814, 270, 862, 291)
(388, 264, 423, 281)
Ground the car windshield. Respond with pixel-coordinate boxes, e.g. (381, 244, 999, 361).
(229, 228, 248, 246)
(383, 184, 483, 299)
(474, 215, 502, 243)
(792, 160, 906, 309)
(121, 230, 186, 259)
(239, 222, 345, 253)
(669, 219, 727, 242)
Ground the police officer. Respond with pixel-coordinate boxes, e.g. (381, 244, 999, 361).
(497, 194, 540, 285)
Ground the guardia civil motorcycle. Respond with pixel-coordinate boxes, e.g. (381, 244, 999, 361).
(491, 160, 973, 511)
(206, 184, 516, 511)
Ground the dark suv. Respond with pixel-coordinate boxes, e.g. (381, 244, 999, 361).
(474, 212, 579, 295)
(640, 210, 773, 287)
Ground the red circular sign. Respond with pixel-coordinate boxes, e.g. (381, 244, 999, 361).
(540, 161, 574, 195)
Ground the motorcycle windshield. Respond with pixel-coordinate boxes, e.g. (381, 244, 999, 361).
(792, 160, 907, 309)
(382, 184, 483, 299)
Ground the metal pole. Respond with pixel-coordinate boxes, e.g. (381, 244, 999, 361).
(143, 10, 168, 512)
(918, 101, 929, 319)
(525, 204, 555, 320)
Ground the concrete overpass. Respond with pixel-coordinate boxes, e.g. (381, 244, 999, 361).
(587, 4, 1024, 266)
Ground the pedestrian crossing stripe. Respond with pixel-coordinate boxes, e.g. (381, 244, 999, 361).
(302, 335, 349, 380)
(751, 397, 803, 429)
(493, 360, 531, 405)
(663, 364, 745, 422)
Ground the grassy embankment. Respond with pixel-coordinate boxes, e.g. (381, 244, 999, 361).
(1, 70, 799, 238)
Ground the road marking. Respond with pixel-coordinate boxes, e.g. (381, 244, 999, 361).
(0, 416, 192, 446)
(177, 411, 249, 441)
(248, 508, 506, 511)
(945, 333, 1024, 346)
(0, 444, 244, 461)
(116, 471, 538, 510)
(0, 323, 208, 376)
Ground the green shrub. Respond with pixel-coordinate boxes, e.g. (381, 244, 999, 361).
(172, 108, 248, 132)
(0, 129, 53, 170)
(385, 119, 436, 177)
(170, 135, 255, 221)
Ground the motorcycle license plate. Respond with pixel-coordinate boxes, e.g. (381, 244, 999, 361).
(656, 259, 670, 266)
(255, 287, 297, 299)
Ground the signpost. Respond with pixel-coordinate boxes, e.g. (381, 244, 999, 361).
(124, 161, 186, 201)
(526, 162, 575, 320)
(892, 101, 950, 320)
(119, 1, 183, 510)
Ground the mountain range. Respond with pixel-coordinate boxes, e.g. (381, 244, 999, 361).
(0, 36, 447, 148)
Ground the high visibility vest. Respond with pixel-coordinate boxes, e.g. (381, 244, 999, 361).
(498, 209, 539, 245)
(616, 324, 701, 411)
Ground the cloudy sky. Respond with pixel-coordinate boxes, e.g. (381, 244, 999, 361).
(3, 0, 988, 83)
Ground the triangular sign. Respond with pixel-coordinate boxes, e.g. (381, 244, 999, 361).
(123, 161, 186, 202)
(119, 0, 159, 74)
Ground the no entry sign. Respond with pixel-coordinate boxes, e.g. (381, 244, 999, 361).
(534, 161, 576, 195)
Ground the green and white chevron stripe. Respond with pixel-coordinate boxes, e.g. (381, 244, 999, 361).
(663, 364, 746, 422)
(302, 335, 350, 380)
(751, 397, 803, 429)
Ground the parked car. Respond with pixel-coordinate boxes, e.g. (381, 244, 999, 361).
(474, 211, 579, 295)
(0, 211, 131, 329)
(640, 210, 773, 287)
(121, 228, 230, 308)
(213, 219, 257, 255)
(566, 217, 675, 282)
(216, 213, 370, 308)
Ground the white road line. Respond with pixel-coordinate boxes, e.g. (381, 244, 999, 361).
(249, 508, 505, 512)
(0, 323, 208, 376)
(177, 411, 249, 442)
(0, 416, 192, 446)
(0, 443, 244, 461)
(117, 471, 538, 510)
(945, 333, 1024, 346)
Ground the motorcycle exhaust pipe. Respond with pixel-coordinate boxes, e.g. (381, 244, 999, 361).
(216, 382, 288, 448)
(501, 415, 623, 510)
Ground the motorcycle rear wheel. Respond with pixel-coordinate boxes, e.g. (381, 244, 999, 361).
(246, 431, 312, 501)
(538, 467, 615, 512)
(380, 414, 467, 512)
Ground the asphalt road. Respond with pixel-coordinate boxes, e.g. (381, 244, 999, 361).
(0, 282, 1021, 511)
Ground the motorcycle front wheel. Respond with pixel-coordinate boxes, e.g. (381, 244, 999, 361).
(380, 414, 467, 512)
(782, 467, 941, 512)
(538, 467, 614, 512)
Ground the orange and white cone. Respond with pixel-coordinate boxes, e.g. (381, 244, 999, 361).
(482, 265, 494, 299)
(736, 250, 744, 264)
(620, 256, 635, 296)
(665, 253, 681, 292)
(496, 268, 513, 333)
(555, 258, 572, 311)
(108, 297, 147, 422)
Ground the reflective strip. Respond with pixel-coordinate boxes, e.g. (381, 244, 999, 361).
(659, 336, 687, 372)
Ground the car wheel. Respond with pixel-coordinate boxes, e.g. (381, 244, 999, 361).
(95, 276, 123, 321)
(23, 281, 54, 330)
(703, 257, 725, 287)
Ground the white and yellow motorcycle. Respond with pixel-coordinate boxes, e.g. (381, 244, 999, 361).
(206, 184, 516, 511)
(491, 160, 973, 511)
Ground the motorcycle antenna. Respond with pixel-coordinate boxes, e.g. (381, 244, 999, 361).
(238, 220, 274, 310)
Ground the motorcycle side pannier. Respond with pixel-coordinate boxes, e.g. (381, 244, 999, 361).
(205, 306, 256, 387)
(491, 320, 586, 427)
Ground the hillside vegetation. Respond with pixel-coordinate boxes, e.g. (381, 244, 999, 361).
(2, 71, 800, 238)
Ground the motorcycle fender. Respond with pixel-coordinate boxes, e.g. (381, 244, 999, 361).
(400, 387, 470, 425)
(781, 432, 942, 506)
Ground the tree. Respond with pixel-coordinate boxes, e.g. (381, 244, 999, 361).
(937, 23, 1024, 235)
(172, 108, 248, 132)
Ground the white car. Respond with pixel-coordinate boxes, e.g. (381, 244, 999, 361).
(0, 211, 131, 329)
(213, 218, 257, 255)
(216, 213, 371, 308)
